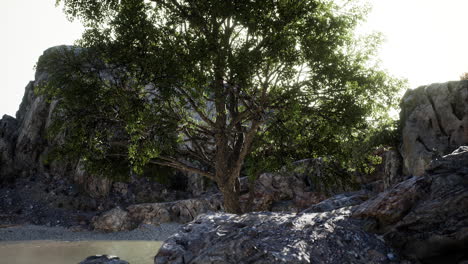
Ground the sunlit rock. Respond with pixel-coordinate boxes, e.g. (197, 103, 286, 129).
(154, 207, 404, 264)
(400, 81, 468, 176)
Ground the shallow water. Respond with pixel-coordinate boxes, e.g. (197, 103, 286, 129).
(0, 240, 163, 264)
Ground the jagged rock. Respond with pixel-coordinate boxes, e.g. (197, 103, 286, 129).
(79, 255, 129, 264)
(154, 207, 403, 264)
(241, 158, 349, 212)
(74, 161, 112, 199)
(353, 147, 468, 262)
(300, 190, 369, 213)
(93, 194, 223, 232)
(241, 171, 327, 212)
(400, 81, 468, 176)
(0, 115, 19, 182)
(92, 207, 134, 232)
(352, 176, 431, 229)
(382, 149, 404, 190)
(14, 81, 50, 172)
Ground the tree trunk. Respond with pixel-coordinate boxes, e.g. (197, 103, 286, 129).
(219, 181, 242, 214)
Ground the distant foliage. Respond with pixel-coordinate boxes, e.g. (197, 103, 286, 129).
(461, 72, 468, 80)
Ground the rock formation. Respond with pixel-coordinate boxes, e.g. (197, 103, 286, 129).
(240, 158, 352, 213)
(92, 194, 223, 232)
(400, 81, 468, 176)
(154, 208, 404, 264)
(353, 146, 468, 262)
(0, 115, 19, 183)
(0, 46, 197, 215)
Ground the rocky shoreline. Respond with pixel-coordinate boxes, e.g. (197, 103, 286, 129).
(0, 223, 181, 242)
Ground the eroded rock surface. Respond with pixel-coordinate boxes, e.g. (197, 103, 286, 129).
(353, 146, 468, 262)
(241, 158, 350, 212)
(400, 81, 468, 176)
(300, 190, 369, 214)
(155, 208, 403, 264)
(0, 115, 19, 183)
(93, 194, 223, 232)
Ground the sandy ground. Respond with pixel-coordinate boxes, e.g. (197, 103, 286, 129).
(0, 223, 182, 242)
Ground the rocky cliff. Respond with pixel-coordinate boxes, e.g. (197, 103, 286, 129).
(400, 81, 468, 176)
(0, 47, 197, 225)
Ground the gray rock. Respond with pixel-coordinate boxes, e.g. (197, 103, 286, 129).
(154, 207, 402, 264)
(353, 147, 468, 262)
(93, 194, 223, 232)
(382, 149, 404, 190)
(240, 158, 349, 212)
(92, 207, 134, 232)
(300, 190, 369, 213)
(79, 255, 129, 264)
(400, 81, 468, 176)
(74, 161, 112, 199)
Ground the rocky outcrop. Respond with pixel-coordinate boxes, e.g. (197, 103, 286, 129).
(382, 149, 404, 190)
(154, 207, 404, 264)
(0, 46, 199, 211)
(353, 146, 468, 262)
(91, 207, 134, 232)
(92, 194, 223, 232)
(400, 81, 468, 176)
(0, 115, 19, 183)
(300, 190, 369, 214)
(241, 158, 350, 212)
(79, 255, 129, 264)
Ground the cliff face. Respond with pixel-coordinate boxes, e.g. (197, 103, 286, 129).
(400, 81, 468, 176)
(0, 52, 111, 198)
(0, 47, 197, 215)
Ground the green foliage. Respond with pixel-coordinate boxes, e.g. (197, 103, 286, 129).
(39, 0, 404, 193)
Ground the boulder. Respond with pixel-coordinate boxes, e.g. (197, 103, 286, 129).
(241, 158, 349, 212)
(93, 194, 223, 232)
(400, 81, 468, 176)
(92, 207, 134, 232)
(79, 255, 129, 264)
(353, 147, 468, 262)
(154, 207, 404, 264)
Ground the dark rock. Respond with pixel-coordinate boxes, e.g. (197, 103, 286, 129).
(0, 115, 19, 183)
(353, 147, 468, 262)
(79, 255, 129, 264)
(154, 208, 403, 264)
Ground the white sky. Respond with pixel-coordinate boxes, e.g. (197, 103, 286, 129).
(1, 0, 468, 117)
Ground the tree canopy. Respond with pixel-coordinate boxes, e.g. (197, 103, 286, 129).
(38, 0, 403, 213)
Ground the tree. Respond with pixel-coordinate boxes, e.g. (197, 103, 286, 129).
(38, 0, 401, 213)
